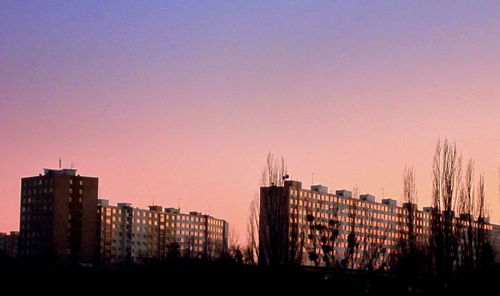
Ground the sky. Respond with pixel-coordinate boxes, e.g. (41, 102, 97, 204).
(1, 1, 499, 243)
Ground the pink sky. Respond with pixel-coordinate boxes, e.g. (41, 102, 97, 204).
(1, 2, 499, 243)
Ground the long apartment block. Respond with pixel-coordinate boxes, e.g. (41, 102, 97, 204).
(97, 200, 228, 265)
(259, 180, 499, 267)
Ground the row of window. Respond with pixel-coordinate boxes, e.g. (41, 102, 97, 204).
(290, 190, 431, 217)
(102, 207, 219, 225)
(21, 205, 52, 212)
(23, 179, 49, 186)
(178, 215, 206, 223)
(22, 188, 53, 195)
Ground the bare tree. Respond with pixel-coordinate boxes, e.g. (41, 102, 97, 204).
(457, 159, 475, 272)
(318, 207, 341, 268)
(227, 228, 243, 264)
(474, 174, 493, 272)
(300, 202, 341, 268)
(341, 200, 360, 269)
(304, 208, 321, 266)
(261, 152, 288, 187)
(244, 194, 260, 265)
(394, 166, 421, 269)
(429, 139, 462, 279)
(391, 165, 426, 291)
(429, 141, 443, 275)
(358, 207, 391, 271)
(427, 139, 495, 281)
(403, 166, 418, 255)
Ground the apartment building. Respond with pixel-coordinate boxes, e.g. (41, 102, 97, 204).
(176, 211, 227, 259)
(259, 180, 496, 268)
(491, 224, 500, 264)
(0, 231, 19, 258)
(18, 168, 98, 265)
(97, 200, 228, 265)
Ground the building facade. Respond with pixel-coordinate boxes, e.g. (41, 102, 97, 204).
(259, 180, 497, 268)
(0, 231, 19, 258)
(97, 200, 228, 265)
(491, 224, 500, 264)
(18, 168, 98, 265)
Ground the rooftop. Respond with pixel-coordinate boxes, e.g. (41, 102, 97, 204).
(43, 168, 77, 176)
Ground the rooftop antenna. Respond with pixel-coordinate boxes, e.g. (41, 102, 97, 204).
(312, 172, 315, 185)
(382, 187, 385, 198)
(70, 161, 74, 169)
(58, 158, 62, 169)
(177, 198, 181, 210)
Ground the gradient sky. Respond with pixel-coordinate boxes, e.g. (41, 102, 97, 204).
(1, 1, 499, 243)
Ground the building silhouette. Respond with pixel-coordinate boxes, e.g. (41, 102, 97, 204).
(18, 168, 98, 265)
(0, 231, 19, 258)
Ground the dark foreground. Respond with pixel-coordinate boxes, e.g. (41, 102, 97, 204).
(1, 262, 499, 294)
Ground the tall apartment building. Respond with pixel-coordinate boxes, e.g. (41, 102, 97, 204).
(259, 180, 497, 267)
(0, 231, 19, 258)
(18, 168, 98, 265)
(97, 199, 228, 265)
